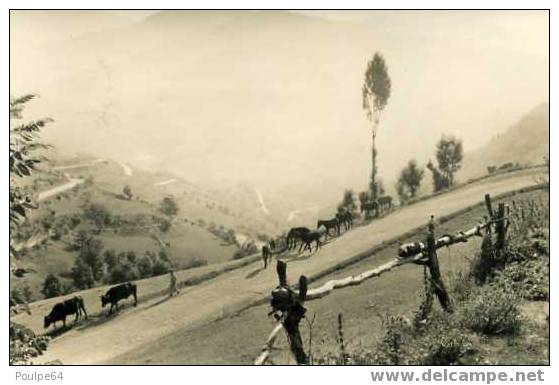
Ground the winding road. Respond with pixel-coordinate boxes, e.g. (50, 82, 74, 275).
(26, 168, 543, 364)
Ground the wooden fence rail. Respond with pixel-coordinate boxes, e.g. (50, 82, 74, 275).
(254, 204, 496, 365)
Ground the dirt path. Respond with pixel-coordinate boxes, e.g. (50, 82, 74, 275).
(37, 173, 84, 202)
(34, 169, 542, 364)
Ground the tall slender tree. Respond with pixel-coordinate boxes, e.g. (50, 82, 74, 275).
(362, 52, 391, 201)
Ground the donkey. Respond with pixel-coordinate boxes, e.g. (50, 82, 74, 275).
(286, 227, 311, 250)
(298, 230, 322, 253)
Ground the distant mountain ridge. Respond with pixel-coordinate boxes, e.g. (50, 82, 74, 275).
(460, 102, 549, 180)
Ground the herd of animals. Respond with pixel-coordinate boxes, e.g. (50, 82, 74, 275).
(42, 282, 137, 330)
(20, 195, 393, 334)
(261, 196, 393, 268)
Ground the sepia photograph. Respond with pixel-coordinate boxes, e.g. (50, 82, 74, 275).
(8, 7, 550, 369)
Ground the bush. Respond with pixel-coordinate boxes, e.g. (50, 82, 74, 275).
(137, 255, 154, 278)
(491, 259, 549, 301)
(159, 218, 172, 233)
(233, 242, 259, 260)
(470, 233, 497, 284)
(10, 322, 50, 365)
(152, 259, 171, 276)
(10, 288, 25, 304)
(71, 258, 96, 289)
(182, 257, 208, 270)
(106, 263, 139, 284)
(41, 274, 62, 299)
(22, 286, 34, 302)
(459, 285, 522, 335)
(419, 324, 473, 365)
(315, 312, 473, 366)
(448, 270, 475, 304)
(83, 203, 112, 229)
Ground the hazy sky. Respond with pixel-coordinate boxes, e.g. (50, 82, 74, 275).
(10, 10, 548, 199)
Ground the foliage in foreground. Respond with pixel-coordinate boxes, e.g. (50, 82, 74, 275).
(312, 193, 548, 365)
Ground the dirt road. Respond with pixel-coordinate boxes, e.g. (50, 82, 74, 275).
(32, 169, 543, 364)
(37, 173, 84, 202)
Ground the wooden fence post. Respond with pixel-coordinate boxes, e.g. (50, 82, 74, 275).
(271, 261, 308, 365)
(484, 193, 494, 219)
(495, 202, 507, 254)
(256, 197, 496, 364)
(425, 216, 452, 312)
(337, 313, 347, 364)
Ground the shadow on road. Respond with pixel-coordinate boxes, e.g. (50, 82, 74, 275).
(44, 301, 139, 338)
(245, 267, 266, 279)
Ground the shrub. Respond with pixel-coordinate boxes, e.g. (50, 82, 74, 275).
(159, 218, 172, 233)
(183, 257, 208, 270)
(83, 203, 112, 229)
(10, 288, 25, 304)
(470, 233, 497, 284)
(369, 315, 413, 365)
(137, 255, 154, 278)
(491, 259, 549, 301)
(103, 249, 118, 270)
(448, 270, 475, 303)
(419, 325, 473, 365)
(22, 286, 34, 303)
(152, 259, 171, 276)
(459, 286, 522, 335)
(106, 263, 139, 284)
(71, 258, 95, 289)
(41, 274, 62, 299)
(10, 322, 50, 365)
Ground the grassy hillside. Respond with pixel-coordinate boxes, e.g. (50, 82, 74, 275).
(111, 188, 548, 365)
(10, 154, 277, 302)
(460, 102, 549, 180)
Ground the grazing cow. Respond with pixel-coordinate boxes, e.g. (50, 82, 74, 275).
(286, 227, 311, 250)
(377, 196, 393, 212)
(44, 296, 87, 330)
(299, 231, 322, 253)
(101, 282, 137, 315)
(317, 218, 340, 237)
(361, 201, 378, 217)
(262, 245, 272, 268)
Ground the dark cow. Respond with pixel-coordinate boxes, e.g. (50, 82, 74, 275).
(317, 218, 340, 237)
(286, 227, 311, 250)
(299, 231, 322, 253)
(44, 296, 87, 330)
(101, 282, 138, 315)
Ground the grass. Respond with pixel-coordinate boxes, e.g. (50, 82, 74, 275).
(108, 188, 548, 365)
(10, 251, 262, 336)
(12, 172, 242, 301)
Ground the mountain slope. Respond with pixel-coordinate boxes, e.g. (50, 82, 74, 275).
(10, 153, 282, 301)
(15, 167, 543, 364)
(460, 102, 549, 180)
(10, 10, 548, 202)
